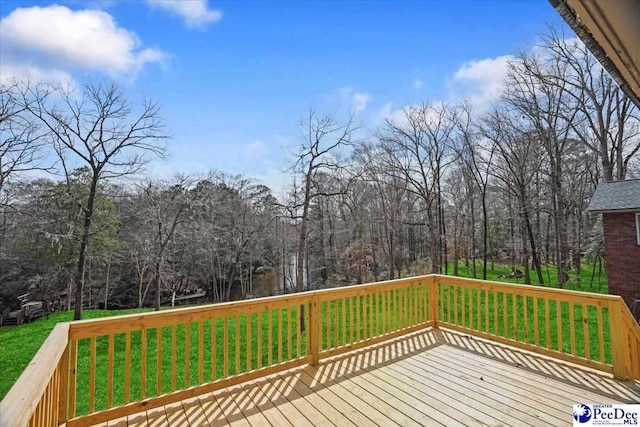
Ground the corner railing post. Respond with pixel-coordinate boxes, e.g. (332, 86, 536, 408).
(58, 340, 70, 425)
(309, 294, 320, 365)
(610, 299, 629, 380)
(430, 275, 438, 326)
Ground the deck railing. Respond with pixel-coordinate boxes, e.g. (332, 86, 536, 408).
(1, 275, 638, 427)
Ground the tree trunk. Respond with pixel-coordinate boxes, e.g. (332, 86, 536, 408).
(74, 175, 99, 320)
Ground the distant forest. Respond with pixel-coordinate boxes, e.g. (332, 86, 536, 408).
(1, 28, 638, 319)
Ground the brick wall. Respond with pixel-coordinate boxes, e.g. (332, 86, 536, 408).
(603, 212, 640, 306)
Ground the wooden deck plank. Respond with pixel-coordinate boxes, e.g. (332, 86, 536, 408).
(417, 346, 582, 413)
(145, 407, 168, 427)
(226, 384, 272, 427)
(318, 354, 433, 426)
(273, 370, 357, 427)
(367, 362, 501, 427)
(308, 363, 408, 427)
(390, 353, 549, 426)
(439, 342, 638, 402)
(163, 402, 189, 427)
(251, 375, 313, 427)
(327, 361, 446, 426)
(196, 392, 230, 427)
(213, 388, 251, 427)
(181, 397, 210, 426)
(266, 371, 335, 427)
(126, 411, 148, 427)
(294, 368, 380, 426)
(237, 378, 293, 427)
(421, 344, 611, 410)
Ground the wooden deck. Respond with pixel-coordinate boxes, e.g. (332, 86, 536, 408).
(95, 328, 640, 427)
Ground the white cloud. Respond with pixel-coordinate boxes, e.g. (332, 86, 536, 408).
(0, 5, 164, 82)
(412, 78, 424, 90)
(449, 55, 513, 108)
(146, 0, 222, 30)
(352, 92, 371, 113)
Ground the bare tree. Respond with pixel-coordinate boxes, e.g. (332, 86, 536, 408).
(540, 28, 640, 182)
(25, 81, 168, 319)
(141, 177, 191, 311)
(377, 102, 457, 273)
(482, 108, 545, 284)
(454, 101, 496, 279)
(290, 110, 357, 293)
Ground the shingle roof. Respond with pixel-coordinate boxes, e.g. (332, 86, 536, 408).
(587, 179, 640, 213)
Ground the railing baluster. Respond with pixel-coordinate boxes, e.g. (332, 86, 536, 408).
(257, 313, 262, 368)
(141, 328, 147, 398)
(223, 317, 229, 377)
(484, 290, 489, 333)
(512, 293, 518, 340)
(333, 299, 340, 347)
(171, 325, 176, 391)
(58, 342, 69, 424)
(533, 298, 539, 347)
(124, 332, 131, 403)
(454, 286, 459, 325)
(597, 305, 604, 362)
(247, 313, 252, 371)
(569, 303, 577, 355)
(369, 294, 374, 337)
(523, 295, 529, 343)
(211, 317, 217, 380)
(583, 304, 590, 360)
(342, 297, 347, 345)
(461, 287, 466, 327)
(288, 308, 293, 358)
(184, 324, 190, 386)
(545, 299, 551, 349)
(356, 293, 361, 341)
(556, 300, 563, 352)
(235, 315, 240, 373)
(198, 321, 204, 383)
(475, 289, 482, 331)
(502, 292, 507, 338)
(156, 328, 162, 395)
(277, 309, 283, 362)
(492, 290, 498, 335)
(267, 310, 272, 366)
(296, 306, 302, 357)
(108, 333, 115, 407)
(89, 336, 96, 413)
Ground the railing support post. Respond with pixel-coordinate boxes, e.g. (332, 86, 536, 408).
(430, 275, 438, 326)
(58, 341, 70, 425)
(610, 300, 629, 380)
(309, 294, 320, 365)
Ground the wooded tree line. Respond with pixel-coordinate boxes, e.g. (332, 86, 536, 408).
(1, 29, 639, 319)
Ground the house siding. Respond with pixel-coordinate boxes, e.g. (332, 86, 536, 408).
(603, 211, 640, 306)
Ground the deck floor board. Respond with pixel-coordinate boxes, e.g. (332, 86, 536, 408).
(89, 328, 640, 427)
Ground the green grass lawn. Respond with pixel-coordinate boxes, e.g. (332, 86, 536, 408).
(445, 260, 608, 293)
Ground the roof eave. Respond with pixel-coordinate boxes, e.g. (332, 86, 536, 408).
(549, 0, 640, 108)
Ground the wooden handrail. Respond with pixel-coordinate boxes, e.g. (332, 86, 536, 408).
(2, 274, 639, 427)
(0, 322, 69, 427)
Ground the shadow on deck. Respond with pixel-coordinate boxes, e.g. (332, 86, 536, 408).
(101, 328, 640, 427)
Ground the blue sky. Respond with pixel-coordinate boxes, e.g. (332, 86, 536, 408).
(0, 0, 569, 192)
